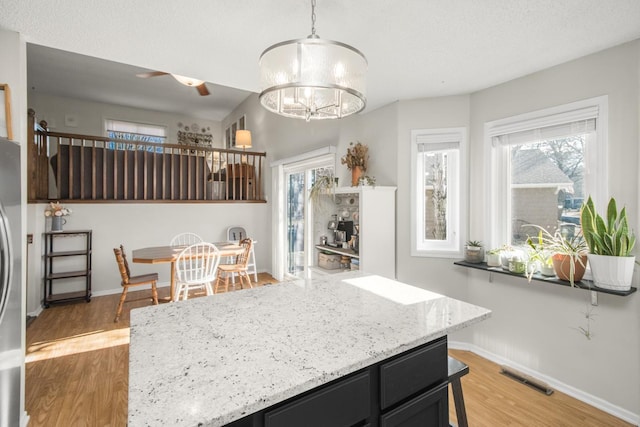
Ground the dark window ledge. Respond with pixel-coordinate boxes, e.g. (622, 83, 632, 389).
(454, 260, 637, 297)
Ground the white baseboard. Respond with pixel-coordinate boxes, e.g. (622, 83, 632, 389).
(449, 341, 639, 425)
(27, 305, 43, 318)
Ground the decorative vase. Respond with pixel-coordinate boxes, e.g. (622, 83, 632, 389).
(351, 166, 363, 186)
(552, 254, 587, 283)
(51, 216, 66, 232)
(587, 254, 635, 291)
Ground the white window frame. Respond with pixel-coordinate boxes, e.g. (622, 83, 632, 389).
(484, 96, 608, 250)
(411, 127, 467, 258)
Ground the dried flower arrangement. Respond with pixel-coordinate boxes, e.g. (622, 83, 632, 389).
(44, 201, 72, 217)
(341, 142, 369, 172)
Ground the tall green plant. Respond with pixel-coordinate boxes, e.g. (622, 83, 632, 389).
(580, 196, 636, 256)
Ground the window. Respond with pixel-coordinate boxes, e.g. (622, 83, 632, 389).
(411, 128, 466, 257)
(105, 119, 166, 152)
(486, 96, 608, 249)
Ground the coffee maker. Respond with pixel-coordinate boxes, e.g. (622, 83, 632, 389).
(336, 220, 354, 245)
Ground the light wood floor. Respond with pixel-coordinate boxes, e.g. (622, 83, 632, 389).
(25, 275, 632, 427)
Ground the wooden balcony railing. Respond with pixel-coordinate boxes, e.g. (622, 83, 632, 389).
(27, 110, 266, 203)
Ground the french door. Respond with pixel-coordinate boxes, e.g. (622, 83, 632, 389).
(273, 149, 335, 280)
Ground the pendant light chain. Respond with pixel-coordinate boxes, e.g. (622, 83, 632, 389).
(310, 0, 317, 37)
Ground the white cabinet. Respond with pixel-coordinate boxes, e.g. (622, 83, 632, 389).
(313, 186, 396, 278)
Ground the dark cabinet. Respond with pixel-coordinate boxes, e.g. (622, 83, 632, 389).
(380, 383, 448, 427)
(380, 338, 447, 409)
(265, 372, 370, 427)
(227, 336, 449, 427)
(43, 230, 92, 307)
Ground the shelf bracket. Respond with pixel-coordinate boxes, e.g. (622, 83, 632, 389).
(590, 291, 598, 306)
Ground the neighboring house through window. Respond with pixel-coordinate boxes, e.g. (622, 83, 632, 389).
(105, 119, 166, 152)
(485, 96, 608, 249)
(411, 127, 466, 257)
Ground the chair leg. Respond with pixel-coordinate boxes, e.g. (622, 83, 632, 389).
(242, 272, 253, 289)
(114, 286, 128, 322)
(224, 274, 230, 293)
(205, 281, 214, 296)
(151, 282, 159, 305)
(250, 248, 258, 282)
(451, 377, 469, 427)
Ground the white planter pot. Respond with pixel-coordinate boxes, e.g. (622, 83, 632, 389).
(587, 254, 636, 291)
(487, 253, 501, 267)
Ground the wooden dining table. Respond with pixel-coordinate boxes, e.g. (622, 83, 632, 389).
(132, 242, 244, 300)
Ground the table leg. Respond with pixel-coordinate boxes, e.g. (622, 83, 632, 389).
(170, 261, 176, 302)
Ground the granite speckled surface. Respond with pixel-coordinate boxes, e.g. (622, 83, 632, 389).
(128, 271, 491, 426)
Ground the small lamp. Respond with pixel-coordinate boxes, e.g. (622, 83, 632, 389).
(235, 130, 252, 150)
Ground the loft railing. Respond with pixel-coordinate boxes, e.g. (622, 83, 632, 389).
(27, 110, 266, 203)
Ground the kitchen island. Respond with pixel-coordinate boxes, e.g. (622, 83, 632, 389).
(129, 272, 491, 426)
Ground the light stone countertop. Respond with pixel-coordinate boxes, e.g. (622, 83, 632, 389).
(128, 271, 491, 426)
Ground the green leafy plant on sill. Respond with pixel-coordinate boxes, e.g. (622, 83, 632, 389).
(580, 196, 636, 257)
(522, 224, 588, 286)
(525, 231, 554, 283)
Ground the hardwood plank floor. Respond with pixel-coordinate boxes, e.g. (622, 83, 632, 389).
(448, 349, 633, 427)
(26, 276, 632, 426)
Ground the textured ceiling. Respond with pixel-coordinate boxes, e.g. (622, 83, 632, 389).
(2, 0, 640, 119)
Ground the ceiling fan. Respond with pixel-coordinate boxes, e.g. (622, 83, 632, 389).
(136, 71, 210, 96)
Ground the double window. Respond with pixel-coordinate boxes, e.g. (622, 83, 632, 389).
(486, 96, 608, 248)
(411, 127, 466, 257)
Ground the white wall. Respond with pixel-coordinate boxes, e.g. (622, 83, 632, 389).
(24, 94, 265, 314)
(223, 94, 398, 187)
(29, 93, 223, 146)
(464, 40, 640, 419)
(395, 95, 471, 300)
(27, 202, 270, 313)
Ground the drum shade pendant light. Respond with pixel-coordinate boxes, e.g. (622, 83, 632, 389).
(259, 0, 367, 121)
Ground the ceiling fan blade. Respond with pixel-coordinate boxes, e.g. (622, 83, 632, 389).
(196, 83, 210, 96)
(136, 71, 169, 79)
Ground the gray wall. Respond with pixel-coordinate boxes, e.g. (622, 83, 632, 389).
(465, 40, 640, 417)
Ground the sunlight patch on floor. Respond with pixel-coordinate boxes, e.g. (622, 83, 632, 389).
(26, 328, 130, 362)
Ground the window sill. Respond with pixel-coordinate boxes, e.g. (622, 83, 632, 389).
(454, 260, 637, 297)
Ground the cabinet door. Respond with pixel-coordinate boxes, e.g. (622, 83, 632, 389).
(380, 337, 447, 409)
(265, 371, 370, 427)
(380, 383, 448, 427)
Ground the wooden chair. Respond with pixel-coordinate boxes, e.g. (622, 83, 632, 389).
(174, 242, 221, 302)
(170, 232, 203, 247)
(226, 226, 258, 282)
(215, 238, 253, 293)
(113, 245, 159, 322)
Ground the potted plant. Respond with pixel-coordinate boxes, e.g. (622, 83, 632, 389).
(580, 196, 636, 291)
(526, 231, 556, 282)
(464, 240, 484, 263)
(44, 201, 72, 232)
(341, 142, 369, 186)
(524, 224, 588, 286)
(486, 248, 502, 267)
(309, 174, 337, 204)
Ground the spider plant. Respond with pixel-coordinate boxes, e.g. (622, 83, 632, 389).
(523, 224, 588, 285)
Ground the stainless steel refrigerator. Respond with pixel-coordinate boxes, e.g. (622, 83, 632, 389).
(0, 137, 24, 427)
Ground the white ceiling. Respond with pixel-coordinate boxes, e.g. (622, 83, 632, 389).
(2, 0, 640, 120)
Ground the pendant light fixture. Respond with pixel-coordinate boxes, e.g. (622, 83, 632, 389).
(258, 0, 367, 121)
